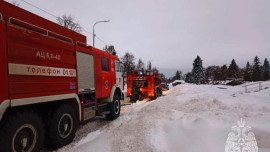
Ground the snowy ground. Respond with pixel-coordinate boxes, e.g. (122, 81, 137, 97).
(54, 82, 270, 152)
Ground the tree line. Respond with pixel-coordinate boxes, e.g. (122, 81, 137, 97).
(54, 15, 270, 84)
(174, 56, 270, 84)
(120, 52, 166, 78)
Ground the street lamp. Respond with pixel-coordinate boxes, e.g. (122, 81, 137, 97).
(93, 20, 110, 48)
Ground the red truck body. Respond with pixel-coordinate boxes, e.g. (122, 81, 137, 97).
(0, 1, 124, 151)
(127, 70, 162, 100)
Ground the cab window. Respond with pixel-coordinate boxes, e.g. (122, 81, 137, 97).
(101, 57, 109, 71)
(120, 63, 124, 72)
(115, 61, 120, 72)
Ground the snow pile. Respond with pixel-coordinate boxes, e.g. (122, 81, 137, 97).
(69, 130, 110, 152)
(149, 84, 270, 152)
(55, 82, 270, 152)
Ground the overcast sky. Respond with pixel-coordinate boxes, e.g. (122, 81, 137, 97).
(5, 0, 270, 77)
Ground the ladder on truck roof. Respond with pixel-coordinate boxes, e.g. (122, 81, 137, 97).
(8, 17, 73, 44)
(76, 41, 94, 51)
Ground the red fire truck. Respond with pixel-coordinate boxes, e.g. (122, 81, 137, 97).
(127, 70, 162, 101)
(0, 1, 124, 151)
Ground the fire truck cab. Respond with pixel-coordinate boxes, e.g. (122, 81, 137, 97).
(127, 70, 162, 101)
(0, 1, 124, 151)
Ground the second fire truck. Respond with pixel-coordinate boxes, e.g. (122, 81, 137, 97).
(127, 70, 162, 101)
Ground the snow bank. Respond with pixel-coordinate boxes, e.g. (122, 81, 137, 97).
(150, 116, 229, 152)
(69, 131, 110, 152)
(55, 82, 270, 152)
(149, 83, 270, 152)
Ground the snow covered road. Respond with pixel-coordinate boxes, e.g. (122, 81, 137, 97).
(55, 83, 270, 152)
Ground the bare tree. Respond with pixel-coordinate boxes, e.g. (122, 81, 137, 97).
(152, 67, 159, 73)
(57, 14, 82, 33)
(136, 58, 145, 70)
(121, 52, 136, 74)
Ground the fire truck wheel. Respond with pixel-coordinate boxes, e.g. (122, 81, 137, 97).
(45, 104, 78, 150)
(106, 94, 121, 121)
(0, 111, 44, 152)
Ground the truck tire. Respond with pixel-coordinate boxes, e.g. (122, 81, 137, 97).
(0, 111, 44, 152)
(106, 94, 121, 121)
(45, 104, 78, 150)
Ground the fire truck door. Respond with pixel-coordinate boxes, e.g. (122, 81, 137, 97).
(101, 57, 111, 97)
(115, 61, 123, 90)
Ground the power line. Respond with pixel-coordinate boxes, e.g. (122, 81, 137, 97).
(82, 29, 107, 45)
(81, 28, 93, 35)
(96, 36, 107, 45)
(21, 0, 58, 19)
(19, 0, 108, 46)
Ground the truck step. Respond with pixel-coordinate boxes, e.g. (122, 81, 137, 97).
(96, 111, 110, 116)
(121, 103, 132, 106)
(97, 103, 108, 107)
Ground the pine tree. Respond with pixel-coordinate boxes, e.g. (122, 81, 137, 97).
(185, 72, 193, 83)
(213, 67, 222, 81)
(262, 58, 270, 80)
(192, 56, 205, 84)
(205, 66, 219, 81)
(147, 61, 152, 70)
(244, 62, 252, 81)
(227, 59, 240, 79)
(136, 58, 145, 70)
(121, 52, 135, 74)
(220, 65, 228, 80)
(252, 56, 263, 81)
(174, 70, 182, 80)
